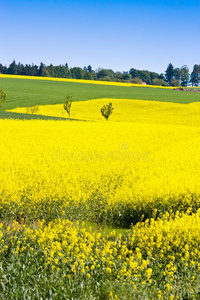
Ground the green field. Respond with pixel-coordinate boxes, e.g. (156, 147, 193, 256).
(1, 78, 200, 113)
(0, 110, 86, 121)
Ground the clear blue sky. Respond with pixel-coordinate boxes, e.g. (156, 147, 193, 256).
(1, 0, 199, 74)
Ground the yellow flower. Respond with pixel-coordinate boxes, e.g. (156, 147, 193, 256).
(106, 267, 112, 274)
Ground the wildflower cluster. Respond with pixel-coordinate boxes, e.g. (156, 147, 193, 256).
(1, 211, 200, 298)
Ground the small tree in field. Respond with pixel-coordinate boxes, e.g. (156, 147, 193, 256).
(101, 102, 114, 121)
(0, 89, 6, 108)
(63, 95, 72, 118)
(26, 104, 39, 114)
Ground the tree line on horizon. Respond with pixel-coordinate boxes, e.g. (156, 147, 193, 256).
(0, 60, 199, 87)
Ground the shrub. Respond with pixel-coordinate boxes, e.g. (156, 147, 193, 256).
(129, 77, 143, 84)
(0, 89, 6, 108)
(63, 95, 72, 118)
(25, 104, 39, 114)
(101, 103, 114, 121)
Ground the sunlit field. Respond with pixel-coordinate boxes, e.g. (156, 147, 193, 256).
(1, 117, 200, 225)
(1, 76, 200, 298)
(8, 98, 200, 126)
(1, 116, 200, 298)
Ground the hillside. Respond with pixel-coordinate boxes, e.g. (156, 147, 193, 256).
(0, 76, 200, 114)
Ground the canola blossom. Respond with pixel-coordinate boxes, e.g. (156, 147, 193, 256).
(8, 98, 200, 126)
(1, 211, 200, 298)
(0, 74, 175, 89)
(2, 96, 200, 298)
(1, 119, 200, 226)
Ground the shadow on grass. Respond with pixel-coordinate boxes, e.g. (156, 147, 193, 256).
(0, 111, 87, 121)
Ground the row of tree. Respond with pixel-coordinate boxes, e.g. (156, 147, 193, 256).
(0, 60, 199, 86)
(165, 63, 200, 87)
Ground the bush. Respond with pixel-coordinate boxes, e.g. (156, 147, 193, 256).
(129, 77, 143, 84)
(170, 78, 180, 87)
(63, 95, 72, 118)
(101, 103, 114, 121)
(0, 89, 6, 108)
(152, 78, 169, 86)
(26, 104, 39, 114)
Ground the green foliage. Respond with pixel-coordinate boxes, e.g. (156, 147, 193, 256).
(0, 89, 6, 108)
(1, 216, 200, 299)
(129, 68, 154, 84)
(180, 65, 190, 87)
(96, 68, 115, 80)
(152, 78, 168, 86)
(174, 67, 181, 80)
(101, 103, 114, 121)
(63, 95, 72, 118)
(190, 64, 200, 87)
(7, 60, 18, 75)
(25, 104, 39, 114)
(129, 77, 143, 84)
(70, 67, 84, 79)
(1, 60, 199, 88)
(171, 78, 180, 87)
(165, 63, 174, 85)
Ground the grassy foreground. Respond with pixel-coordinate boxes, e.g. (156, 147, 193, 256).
(1, 211, 200, 299)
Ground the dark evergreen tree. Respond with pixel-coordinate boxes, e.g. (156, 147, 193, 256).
(86, 65, 92, 73)
(33, 64, 39, 76)
(17, 62, 23, 75)
(7, 60, 18, 74)
(0, 64, 4, 73)
(38, 62, 48, 77)
(190, 64, 200, 86)
(165, 63, 174, 85)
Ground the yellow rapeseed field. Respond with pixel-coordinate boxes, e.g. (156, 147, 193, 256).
(8, 98, 200, 126)
(1, 116, 200, 225)
(2, 97, 200, 298)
